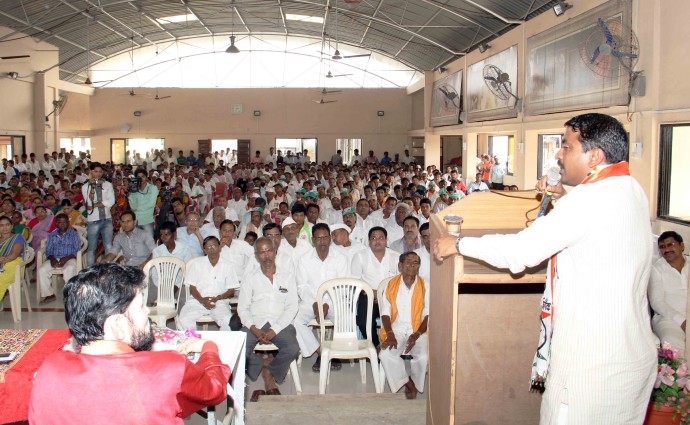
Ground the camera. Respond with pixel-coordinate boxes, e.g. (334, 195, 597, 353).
(127, 176, 141, 193)
(161, 186, 173, 203)
(92, 178, 103, 188)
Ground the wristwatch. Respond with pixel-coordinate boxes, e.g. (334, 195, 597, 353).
(455, 237, 463, 255)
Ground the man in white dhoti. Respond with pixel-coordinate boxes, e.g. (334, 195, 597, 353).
(434, 113, 657, 425)
(649, 231, 688, 353)
(295, 223, 349, 372)
(178, 236, 238, 331)
(379, 251, 428, 400)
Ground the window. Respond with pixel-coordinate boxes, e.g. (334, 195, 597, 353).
(488, 135, 515, 175)
(276, 138, 317, 162)
(336, 139, 362, 165)
(110, 138, 164, 165)
(658, 124, 690, 224)
(60, 137, 91, 156)
(537, 134, 562, 179)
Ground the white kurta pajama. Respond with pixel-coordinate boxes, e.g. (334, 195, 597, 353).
(457, 175, 656, 425)
(378, 275, 429, 393)
(648, 256, 689, 353)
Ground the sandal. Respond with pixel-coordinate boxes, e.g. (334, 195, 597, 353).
(250, 389, 266, 402)
(312, 355, 321, 373)
(265, 388, 281, 396)
(330, 359, 342, 371)
(40, 295, 56, 305)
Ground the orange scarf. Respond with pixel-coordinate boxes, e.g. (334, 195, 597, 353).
(379, 274, 426, 342)
(580, 161, 630, 184)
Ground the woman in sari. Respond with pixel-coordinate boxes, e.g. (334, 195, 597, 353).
(57, 199, 86, 227)
(28, 206, 55, 251)
(0, 215, 26, 302)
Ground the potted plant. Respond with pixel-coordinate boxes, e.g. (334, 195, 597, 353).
(646, 342, 690, 425)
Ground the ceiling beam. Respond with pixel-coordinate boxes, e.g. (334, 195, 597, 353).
(126, 2, 177, 40)
(293, 0, 464, 55)
(0, 9, 106, 57)
(359, 0, 385, 45)
(55, 0, 141, 48)
(278, 0, 289, 35)
(233, 5, 250, 34)
(417, 0, 499, 37)
(181, 0, 213, 35)
(460, 0, 523, 24)
(395, 9, 441, 57)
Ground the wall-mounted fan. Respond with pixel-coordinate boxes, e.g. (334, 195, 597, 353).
(46, 95, 68, 119)
(437, 84, 460, 109)
(483, 64, 520, 109)
(579, 17, 640, 79)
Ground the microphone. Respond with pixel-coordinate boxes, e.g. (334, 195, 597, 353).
(538, 166, 562, 217)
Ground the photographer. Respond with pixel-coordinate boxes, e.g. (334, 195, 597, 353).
(127, 168, 159, 236)
(82, 162, 115, 267)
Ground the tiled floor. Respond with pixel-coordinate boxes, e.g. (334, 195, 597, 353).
(1, 293, 427, 424)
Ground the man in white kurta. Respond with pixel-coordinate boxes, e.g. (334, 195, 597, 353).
(378, 252, 429, 399)
(649, 231, 689, 353)
(435, 113, 656, 425)
(178, 237, 239, 331)
(295, 224, 349, 366)
(413, 222, 431, 284)
(218, 220, 254, 285)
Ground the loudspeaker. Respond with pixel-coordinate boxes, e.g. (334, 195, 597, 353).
(630, 75, 646, 97)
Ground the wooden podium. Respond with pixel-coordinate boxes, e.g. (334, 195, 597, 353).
(427, 191, 548, 425)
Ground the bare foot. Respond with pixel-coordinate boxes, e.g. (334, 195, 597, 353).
(261, 365, 277, 391)
(404, 379, 418, 400)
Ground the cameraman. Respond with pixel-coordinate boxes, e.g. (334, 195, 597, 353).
(128, 168, 159, 236)
(82, 162, 115, 267)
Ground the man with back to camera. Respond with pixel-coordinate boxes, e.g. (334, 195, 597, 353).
(648, 231, 689, 354)
(29, 263, 231, 424)
(82, 162, 115, 267)
(434, 113, 656, 424)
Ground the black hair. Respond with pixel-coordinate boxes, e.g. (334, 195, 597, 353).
(306, 203, 320, 212)
(89, 162, 102, 171)
(63, 263, 146, 346)
(420, 198, 432, 206)
(262, 222, 282, 235)
(120, 210, 136, 222)
(420, 222, 430, 233)
(564, 113, 629, 164)
(368, 226, 387, 239)
(60, 199, 72, 207)
(55, 213, 69, 222)
(202, 235, 220, 247)
(658, 231, 683, 245)
(399, 251, 420, 264)
(159, 221, 177, 234)
(220, 219, 236, 231)
(312, 222, 330, 236)
(245, 231, 258, 240)
(291, 203, 307, 215)
(255, 197, 267, 208)
(403, 215, 420, 227)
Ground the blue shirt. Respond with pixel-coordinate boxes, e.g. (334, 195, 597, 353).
(45, 228, 81, 259)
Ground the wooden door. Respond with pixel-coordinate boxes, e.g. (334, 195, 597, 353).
(237, 140, 250, 165)
(197, 139, 211, 156)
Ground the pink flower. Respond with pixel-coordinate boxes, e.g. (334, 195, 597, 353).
(678, 377, 688, 388)
(673, 349, 682, 360)
(663, 341, 673, 350)
(661, 364, 677, 386)
(678, 363, 689, 378)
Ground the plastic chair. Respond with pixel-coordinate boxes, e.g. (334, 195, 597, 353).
(296, 319, 334, 368)
(254, 343, 302, 395)
(35, 234, 88, 303)
(143, 256, 186, 327)
(72, 225, 87, 238)
(7, 247, 35, 323)
(316, 277, 382, 394)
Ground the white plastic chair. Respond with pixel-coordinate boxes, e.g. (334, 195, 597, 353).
(7, 247, 35, 323)
(72, 225, 87, 238)
(254, 343, 302, 395)
(35, 234, 88, 303)
(143, 256, 186, 327)
(296, 319, 334, 368)
(316, 277, 382, 394)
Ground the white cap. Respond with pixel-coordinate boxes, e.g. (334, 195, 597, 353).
(281, 217, 297, 229)
(265, 187, 275, 193)
(330, 223, 351, 234)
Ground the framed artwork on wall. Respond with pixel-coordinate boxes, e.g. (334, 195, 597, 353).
(430, 70, 462, 127)
(466, 45, 519, 122)
(525, 0, 634, 115)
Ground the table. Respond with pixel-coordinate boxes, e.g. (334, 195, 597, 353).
(0, 329, 72, 424)
(198, 331, 247, 425)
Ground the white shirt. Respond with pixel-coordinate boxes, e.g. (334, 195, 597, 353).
(296, 248, 349, 305)
(184, 256, 239, 297)
(350, 248, 400, 290)
(238, 266, 298, 335)
(176, 228, 204, 257)
(649, 256, 689, 326)
(379, 276, 429, 335)
(81, 180, 115, 222)
(151, 241, 194, 286)
(200, 222, 220, 239)
(278, 238, 312, 270)
(219, 240, 255, 283)
(227, 198, 247, 219)
(332, 241, 367, 268)
(467, 181, 489, 193)
(457, 175, 656, 424)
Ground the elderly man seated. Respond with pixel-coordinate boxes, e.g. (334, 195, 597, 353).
(239, 237, 299, 400)
(37, 213, 81, 304)
(178, 236, 238, 331)
(378, 251, 429, 400)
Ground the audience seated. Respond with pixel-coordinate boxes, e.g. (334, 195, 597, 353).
(37, 214, 81, 304)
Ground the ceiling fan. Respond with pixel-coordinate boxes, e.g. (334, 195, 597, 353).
(314, 98, 338, 104)
(121, 89, 140, 97)
(326, 71, 352, 78)
(152, 88, 171, 100)
(330, 0, 372, 61)
(317, 88, 342, 95)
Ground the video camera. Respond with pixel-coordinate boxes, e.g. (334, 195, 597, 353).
(161, 186, 173, 204)
(92, 178, 104, 189)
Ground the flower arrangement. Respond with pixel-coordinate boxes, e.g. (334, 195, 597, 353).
(651, 342, 690, 424)
(151, 325, 200, 346)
